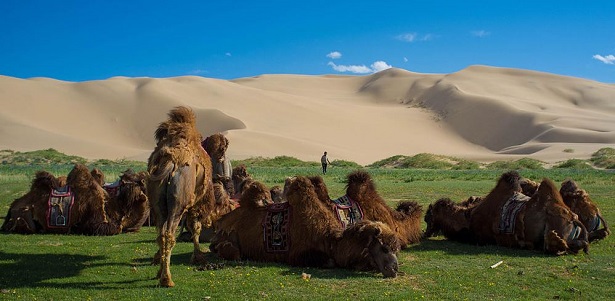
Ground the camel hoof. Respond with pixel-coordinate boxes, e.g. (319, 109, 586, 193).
(191, 249, 208, 265)
(159, 277, 175, 288)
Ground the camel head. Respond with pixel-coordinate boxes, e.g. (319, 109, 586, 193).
(345, 221, 400, 278)
(535, 179, 590, 255)
(559, 179, 610, 242)
(213, 175, 235, 197)
(202, 133, 229, 162)
(239, 181, 272, 209)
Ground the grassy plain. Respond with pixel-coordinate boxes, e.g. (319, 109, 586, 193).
(0, 158, 613, 300)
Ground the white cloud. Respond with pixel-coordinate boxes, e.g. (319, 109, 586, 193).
(593, 54, 615, 65)
(403, 57, 408, 63)
(328, 62, 371, 73)
(421, 34, 434, 41)
(225, 52, 232, 57)
(396, 33, 417, 42)
(370, 61, 392, 72)
(328, 61, 392, 74)
(471, 30, 490, 38)
(327, 51, 342, 59)
(396, 32, 434, 42)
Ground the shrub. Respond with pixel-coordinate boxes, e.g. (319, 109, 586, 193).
(485, 158, 545, 170)
(591, 147, 615, 169)
(553, 159, 593, 169)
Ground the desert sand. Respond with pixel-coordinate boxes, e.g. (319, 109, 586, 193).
(1, 65, 614, 165)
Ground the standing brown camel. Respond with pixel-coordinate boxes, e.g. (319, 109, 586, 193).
(147, 106, 217, 287)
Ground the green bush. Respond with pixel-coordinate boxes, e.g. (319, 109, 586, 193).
(485, 158, 545, 170)
(554, 159, 593, 169)
(591, 147, 615, 169)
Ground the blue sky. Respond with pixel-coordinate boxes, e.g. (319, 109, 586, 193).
(1, 1, 614, 83)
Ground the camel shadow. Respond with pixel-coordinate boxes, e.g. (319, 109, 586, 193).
(0, 251, 148, 290)
(409, 238, 551, 258)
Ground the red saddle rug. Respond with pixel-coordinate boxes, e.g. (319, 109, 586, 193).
(47, 186, 75, 230)
(499, 192, 530, 234)
(103, 180, 121, 197)
(330, 195, 364, 229)
(262, 202, 292, 253)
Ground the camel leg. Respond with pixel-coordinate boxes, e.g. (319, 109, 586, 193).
(157, 229, 178, 287)
(186, 212, 207, 265)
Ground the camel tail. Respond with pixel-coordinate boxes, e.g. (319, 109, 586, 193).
(149, 162, 175, 182)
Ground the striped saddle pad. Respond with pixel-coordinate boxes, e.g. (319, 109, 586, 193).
(47, 186, 75, 229)
(499, 192, 530, 234)
(330, 195, 364, 229)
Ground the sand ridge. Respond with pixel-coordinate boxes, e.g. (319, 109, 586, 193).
(1, 65, 614, 165)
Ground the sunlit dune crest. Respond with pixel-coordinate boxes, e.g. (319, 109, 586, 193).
(1, 65, 614, 165)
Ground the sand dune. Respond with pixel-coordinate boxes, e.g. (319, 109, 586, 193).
(1, 65, 614, 165)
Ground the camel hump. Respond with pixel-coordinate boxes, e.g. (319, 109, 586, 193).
(499, 170, 521, 190)
(347, 170, 372, 184)
(396, 201, 423, 216)
(536, 178, 563, 203)
(31, 170, 57, 191)
(168, 106, 197, 125)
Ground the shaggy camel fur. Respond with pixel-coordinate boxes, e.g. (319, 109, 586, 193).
(210, 176, 400, 277)
(423, 198, 477, 243)
(177, 175, 239, 243)
(1, 164, 145, 235)
(516, 177, 608, 242)
(425, 171, 590, 255)
(104, 169, 150, 233)
(344, 170, 423, 249)
(231, 164, 252, 198)
(559, 179, 610, 242)
(202, 133, 232, 179)
(269, 185, 284, 203)
(469, 171, 523, 245)
(147, 106, 217, 287)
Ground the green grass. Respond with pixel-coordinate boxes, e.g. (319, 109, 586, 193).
(0, 151, 614, 300)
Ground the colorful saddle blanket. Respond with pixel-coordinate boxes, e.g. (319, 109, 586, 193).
(263, 202, 292, 253)
(47, 186, 75, 229)
(330, 195, 364, 229)
(103, 180, 121, 197)
(499, 192, 530, 234)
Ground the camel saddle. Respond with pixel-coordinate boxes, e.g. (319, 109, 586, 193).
(47, 186, 75, 230)
(499, 192, 530, 234)
(103, 180, 121, 197)
(330, 195, 364, 229)
(262, 202, 292, 253)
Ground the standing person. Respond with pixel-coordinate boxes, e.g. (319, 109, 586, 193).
(321, 151, 332, 175)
